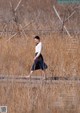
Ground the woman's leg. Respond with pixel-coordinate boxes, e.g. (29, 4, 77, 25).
(27, 70, 34, 78)
(26, 61, 36, 78)
(42, 70, 46, 79)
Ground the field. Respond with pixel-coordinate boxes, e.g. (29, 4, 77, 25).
(0, 34, 80, 77)
(0, 0, 80, 113)
(0, 33, 80, 113)
(0, 80, 80, 113)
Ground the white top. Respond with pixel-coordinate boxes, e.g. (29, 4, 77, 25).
(35, 42, 42, 58)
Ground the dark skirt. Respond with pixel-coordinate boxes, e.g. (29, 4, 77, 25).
(31, 53, 48, 71)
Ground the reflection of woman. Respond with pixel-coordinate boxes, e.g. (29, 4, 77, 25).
(27, 36, 48, 79)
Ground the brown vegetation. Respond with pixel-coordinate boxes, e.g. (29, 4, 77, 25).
(0, 81, 80, 113)
(0, 34, 79, 77)
(0, 0, 80, 34)
(0, 1, 80, 113)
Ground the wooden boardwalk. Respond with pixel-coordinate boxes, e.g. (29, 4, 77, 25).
(0, 75, 80, 84)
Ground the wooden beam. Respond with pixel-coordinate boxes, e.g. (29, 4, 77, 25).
(14, 0, 22, 11)
(53, 5, 72, 38)
(6, 20, 34, 41)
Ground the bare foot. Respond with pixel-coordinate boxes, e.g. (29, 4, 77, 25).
(42, 76, 47, 80)
(24, 75, 31, 79)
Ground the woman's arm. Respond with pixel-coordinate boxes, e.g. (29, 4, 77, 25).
(34, 43, 42, 60)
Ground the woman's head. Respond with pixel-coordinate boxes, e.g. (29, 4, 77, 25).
(34, 36, 40, 44)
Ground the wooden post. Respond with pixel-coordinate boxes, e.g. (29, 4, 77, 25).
(53, 5, 72, 38)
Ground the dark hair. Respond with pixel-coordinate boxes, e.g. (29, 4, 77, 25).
(34, 36, 40, 40)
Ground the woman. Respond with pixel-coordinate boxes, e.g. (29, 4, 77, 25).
(27, 36, 48, 79)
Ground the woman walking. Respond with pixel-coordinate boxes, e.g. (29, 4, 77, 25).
(27, 36, 48, 79)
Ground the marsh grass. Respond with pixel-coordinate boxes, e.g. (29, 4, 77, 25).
(0, 33, 79, 78)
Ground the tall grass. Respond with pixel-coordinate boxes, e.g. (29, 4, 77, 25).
(0, 33, 79, 77)
(0, 81, 80, 113)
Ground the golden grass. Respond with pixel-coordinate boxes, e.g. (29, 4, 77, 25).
(0, 33, 79, 77)
(0, 81, 80, 113)
(0, 33, 80, 113)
